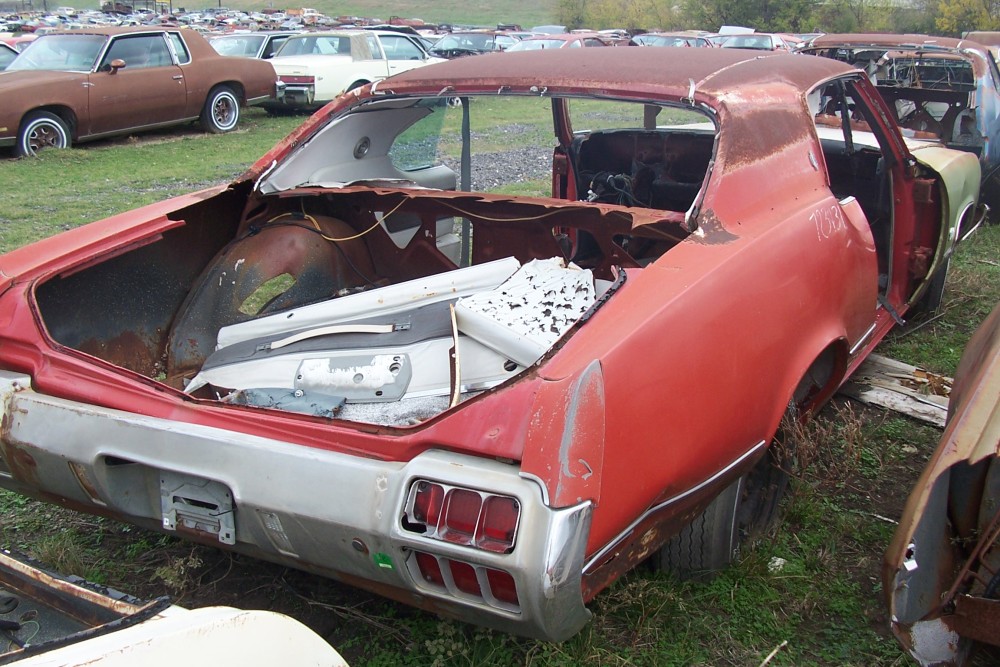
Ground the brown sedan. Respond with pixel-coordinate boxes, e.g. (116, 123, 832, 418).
(0, 27, 278, 156)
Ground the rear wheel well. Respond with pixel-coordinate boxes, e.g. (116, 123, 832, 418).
(791, 341, 848, 418)
(654, 340, 848, 577)
(214, 81, 246, 103)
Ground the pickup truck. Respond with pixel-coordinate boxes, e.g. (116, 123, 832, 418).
(265, 29, 444, 111)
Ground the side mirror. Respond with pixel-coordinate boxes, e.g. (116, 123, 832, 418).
(105, 58, 126, 74)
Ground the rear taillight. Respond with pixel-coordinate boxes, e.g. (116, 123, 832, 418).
(277, 75, 315, 84)
(479, 495, 519, 551)
(402, 481, 520, 553)
(411, 481, 444, 526)
(409, 550, 520, 611)
(485, 568, 518, 606)
(442, 488, 481, 543)
(414, 550, 445, 587)
(448, 560, 482, 596)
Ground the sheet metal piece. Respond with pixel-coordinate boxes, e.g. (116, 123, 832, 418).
(295, 353, 412, 402)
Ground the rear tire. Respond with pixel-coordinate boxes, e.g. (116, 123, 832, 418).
(657, 418, 795, 577)
(200, 86, 240, 134)
(16, 111, 71, 157)
(658, 476, 744, 574)
(906, 256, 950, 322)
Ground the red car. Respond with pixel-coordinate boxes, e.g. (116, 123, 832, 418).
(0, 48, 985, 640)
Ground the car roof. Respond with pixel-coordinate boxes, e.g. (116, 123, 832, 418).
(385, 47, 854, 107)
(42, 25, 187, 36)
(804, 33, 985, 52)
(519, 33, 593, 41)
(212, 30, 299, 37)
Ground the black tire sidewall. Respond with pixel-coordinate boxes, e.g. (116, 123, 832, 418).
(201, 87, 239, 133)
(17, 112, 70, 157)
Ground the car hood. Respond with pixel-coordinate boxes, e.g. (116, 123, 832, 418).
(0, 68, 88, 93)
(270, 54, 351, 74)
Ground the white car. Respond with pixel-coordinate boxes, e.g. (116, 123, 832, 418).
(265, 30, 445, 111)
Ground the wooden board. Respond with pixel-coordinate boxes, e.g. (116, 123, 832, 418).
(839, 354, 951, 427)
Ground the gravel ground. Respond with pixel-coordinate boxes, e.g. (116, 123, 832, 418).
(441, 145, 553, 191)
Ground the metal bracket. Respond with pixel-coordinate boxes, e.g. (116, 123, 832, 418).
(160, 471, 236, 545)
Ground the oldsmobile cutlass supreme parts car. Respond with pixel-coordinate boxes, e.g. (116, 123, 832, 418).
(799, 34, 1000, 220)
(0, 27, 279, 156)
(0, 49, 986, 641)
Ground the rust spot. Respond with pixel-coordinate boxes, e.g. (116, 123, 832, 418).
(952, 594, 1000, 647)
(0, 442, 39, 486)
(722, 107, 809, 168)
(78, 329, 160, 376)
(910, 246, 932, 279)
(690, 210, 739, 244)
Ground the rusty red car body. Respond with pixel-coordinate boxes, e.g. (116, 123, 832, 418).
(0, 48, 985, 640)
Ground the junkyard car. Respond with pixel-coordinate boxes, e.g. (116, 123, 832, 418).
(266, 29, 444, 111)
(718, 33, 795, 51)
(505, 32, 608, 51)
(885, 302, 1000, 666)
(0, 48, 986, 641)
(799, 34, 1000, 218)
(0, 41, 16, 69)
(209, 30, 299, 59)
(630, 32, 714, 48)
(428, 31, 519, 59)
(0, 27, 278, 156)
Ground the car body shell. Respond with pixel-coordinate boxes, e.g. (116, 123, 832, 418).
(884, 302, 1000, 666)
(630, 32, 713, 48)
(0, 26, 277, 149)
(428, 31, 519, 59)
(265, 29, 445, 110)
(505, 33, 608, 51)
(0, 48, 985, 641)
(718, 33, 794, 51)
(799, 33, 1000, 219)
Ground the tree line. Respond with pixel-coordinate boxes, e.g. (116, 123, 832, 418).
(556, 0, 998, 37)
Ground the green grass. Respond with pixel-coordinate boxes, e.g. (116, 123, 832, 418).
(879, 226, 1000, 375)
(0, 108, 300, 253)
(0, 108, 997, 665)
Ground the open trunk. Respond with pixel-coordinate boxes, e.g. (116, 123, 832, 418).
(32, 185, 693, 427)
(30, 94, 713, 427)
